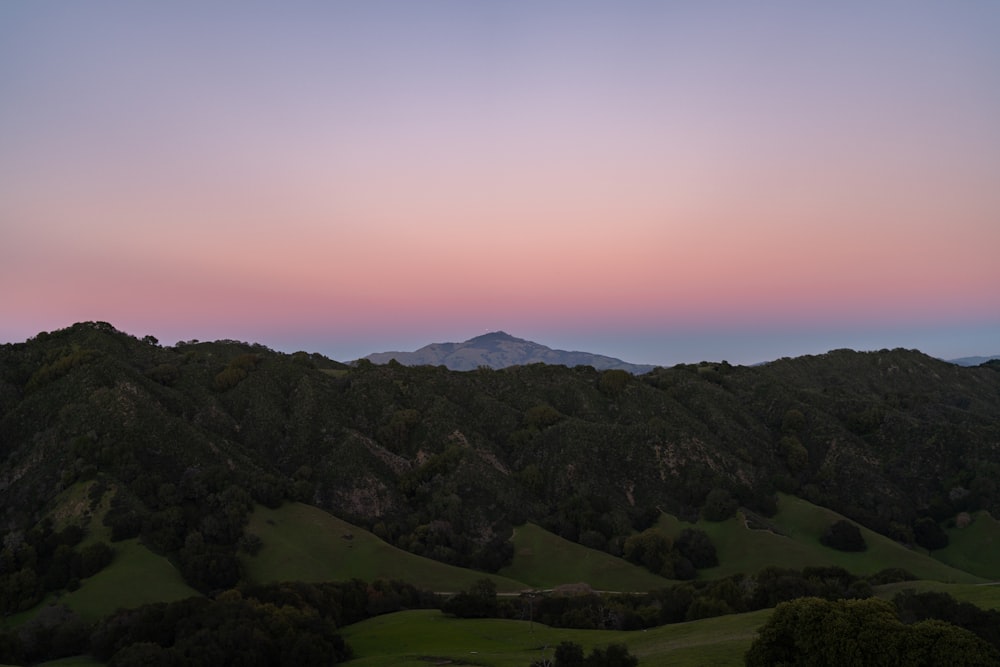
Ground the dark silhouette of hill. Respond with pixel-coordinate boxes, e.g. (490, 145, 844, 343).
(363, 331, 657, 373)
(947, 355, 1000, 367)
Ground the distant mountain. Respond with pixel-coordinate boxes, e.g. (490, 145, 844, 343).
(947, 355, 1000, 367)
(363, 331, 658, 374)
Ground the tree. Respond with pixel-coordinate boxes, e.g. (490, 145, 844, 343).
(598, 370, 629, 396)
(554, 640, 584, 667)
(745, 596, 1000, 666)
(820, 519, 867, 552)
(702, 488, 738, 521)
(902, 620, 1000, 666)
(746, 597, 902, 666)
(622, 528, 672, 576)
(442, 578, 498, 618)
(913, 517, 949, 551)
(674, 528, 718, 568)
(779, 435, 809, 472)
(584, 642, 638, 667)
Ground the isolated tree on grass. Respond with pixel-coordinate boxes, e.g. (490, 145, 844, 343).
(820, 519, 867, 552)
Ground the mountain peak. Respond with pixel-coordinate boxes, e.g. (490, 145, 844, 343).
(465, 331, 524, 344)
(364, 332, 656, 373)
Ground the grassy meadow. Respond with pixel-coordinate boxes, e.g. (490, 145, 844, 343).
(8, 493, 996, 667)
(660, 494, 986, 584)
(500, 523, 674, 591)
(339, 607, 771, 667)
(935, 511, 1000, 579)
(243, 502, 529, 592)
(58, 538, 200, 623)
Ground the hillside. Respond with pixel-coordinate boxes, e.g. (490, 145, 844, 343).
(363, 331, 657, 373)
(2, 322, 1000, 602)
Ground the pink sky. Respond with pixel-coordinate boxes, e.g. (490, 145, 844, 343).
(2, 2, 999, 364)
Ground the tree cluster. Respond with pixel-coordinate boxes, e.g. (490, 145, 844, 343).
(621, 527, 717, 579)
(746, 595, 1000, 666)
(444, 566, 887, 631)
(534, 640, 638, 667)
(0, 578, 439, 666)
(0, 518, 113, 614)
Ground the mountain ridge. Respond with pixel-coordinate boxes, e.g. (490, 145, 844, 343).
(363, 331, 658, 374)
(947, 355, 1000, 367)
(3, 322, 1000, 601)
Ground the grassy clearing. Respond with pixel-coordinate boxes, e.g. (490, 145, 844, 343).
(339, 608, 769, 667)
(661, 494, 984, 584)
(935, 511, 1000, 579)
(500, 523, 674, 591)
(243, 502, 528, 592)
(58, 538, 200, 622)
(56, 482, 198, 623)
(2, 485, 198, 629)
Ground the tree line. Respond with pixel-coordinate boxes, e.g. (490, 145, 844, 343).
(0, 578, 437, 666)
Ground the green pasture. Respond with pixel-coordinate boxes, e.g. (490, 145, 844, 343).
(245, 496, 986, 600)
(3, 484, 198, 630)
(243, 502, 528, 592)
(54, 482, 198, 623)
(500, 523, 674, 591)
(934, 511, 1000, 579)
(340, 607, 770, 667)
(661, 494, 985, 584)
(58, 538, 199, 622)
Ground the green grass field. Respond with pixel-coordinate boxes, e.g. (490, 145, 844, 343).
(340, 608, 771, 667)
(50, 481, 200, 623)
(9, 495, 999, 667)
(245, 496, 986, 601)
(660, 494, 986, 584)
(934, 511, 1000, 579)
(243, 502, 529, 592)
(500, 523, 675, 591)
(2, 483, 200, 630)
(58, 538, 200, 623)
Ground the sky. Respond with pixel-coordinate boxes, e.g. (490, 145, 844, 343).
(2, 2, 999, 366)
